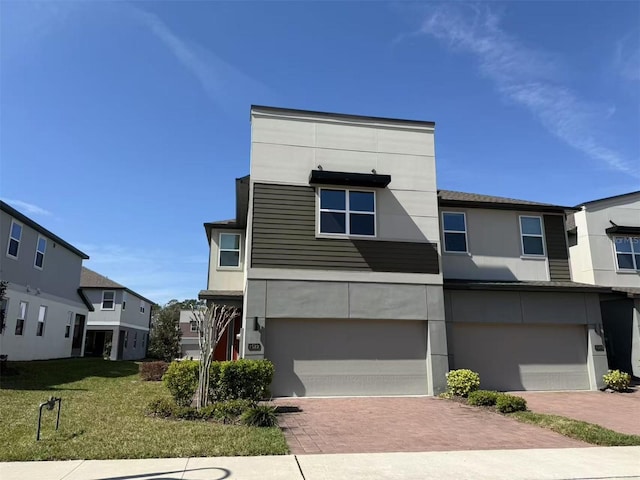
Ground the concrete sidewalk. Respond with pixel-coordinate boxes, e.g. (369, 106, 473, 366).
(1, 447, 639, 480)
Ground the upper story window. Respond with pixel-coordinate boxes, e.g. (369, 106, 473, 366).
(15, 301, 27, 336)
(319, 188, 376, 237)
(520, 216, 545, 256)
(122, 291, 127, 311)
(219, 233, 241, 267)
(140, 300, 145, 314)
(36, 305, 47, 336)
(101, 291, 115, 310)
(190, 320, 198, 332)
(614, 236, 640, 271)
(34, 236, 47, 269)
(442, 212, 468, 253)
(7, 220, 23, 259)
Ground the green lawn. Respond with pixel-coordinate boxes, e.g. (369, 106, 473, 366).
(0, 358, 288, 461)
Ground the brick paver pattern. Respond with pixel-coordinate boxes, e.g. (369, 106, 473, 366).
(516, 390, 640, 436)
(273, 397, 586, 455)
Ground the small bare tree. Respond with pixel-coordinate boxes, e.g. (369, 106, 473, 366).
(191, 304, 241, 409)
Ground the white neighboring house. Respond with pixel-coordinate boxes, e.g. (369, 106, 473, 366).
(0, 201, 91, 361)
(568, 191, 640, 377)
(179, 309, 200, 359)
(79, 267, 154, 361)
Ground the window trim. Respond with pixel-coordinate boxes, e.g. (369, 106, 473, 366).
(33, 235, 47, 270)
(217, 232, 242, 269)
(36, 305, 47, 337)
(519, 215, 546, 257)
(6, 219, 23, 259)
(317, 187, 377, 238)
(65, 311, 73, 338)
(442, 211, 469, 254)
(190, 320, 198, 333)
(613, 235, 640, 272)
(101, 290, 116, 310)
(139, 300, 145, 314)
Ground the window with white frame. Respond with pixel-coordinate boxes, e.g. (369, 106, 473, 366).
(520, 216, 545, 256)
(142, 333, 147, 349)
(0, 297, 8, 334)
(139, 300, 145, 314)
(442, 212, 468, 253)
(122, 291, 127, 310)
(614, 236, 640, 271)
(34, 236, 46, 269)
(101, 291, 115, 310)
(190, 320, 198, 332)
(319, 188, 376, 236)
(219, 233, 241, 267)
(15, 301, 27, 335)
(36, 305, 47, 336)
(65, 311, 73, 338)
(7, 220, 23, 258)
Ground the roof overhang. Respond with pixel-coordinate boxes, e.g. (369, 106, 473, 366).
(443, 279, 612, 294)
(198, 290, 244, 302)
(309, 170, 391, 188)
(438, 199, 575, 214)
(605, 225, 640, 235)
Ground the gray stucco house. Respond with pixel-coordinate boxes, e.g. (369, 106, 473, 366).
(201, 105, 611, 397)
(0, 201, 90, 361)
(568, 191, 640, 377)
(80, 267, 154, 360)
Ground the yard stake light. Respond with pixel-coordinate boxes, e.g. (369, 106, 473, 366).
(36, 396, 62, 441)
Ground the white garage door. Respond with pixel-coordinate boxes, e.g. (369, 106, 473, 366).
(451, 323, 590, 391)
(266, 318, 429, 397)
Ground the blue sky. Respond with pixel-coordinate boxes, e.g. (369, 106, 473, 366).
(2, 1, 638, 305)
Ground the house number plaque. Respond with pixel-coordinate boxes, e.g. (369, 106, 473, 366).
(248, 343, 262, 351)
(594, 345, 604, 352)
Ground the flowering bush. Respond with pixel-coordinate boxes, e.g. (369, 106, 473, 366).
(445, 369, 480, 397)
(603, 370, 631, 392)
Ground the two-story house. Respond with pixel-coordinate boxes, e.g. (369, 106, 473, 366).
(203, 106, 446, 397)
(202, 105, 610, 397)
(438, 191, 610, 391)
(568, 191, 640, 377)
(79, 267, 154, 360)
(178, 307, 239, 361)
(0, 201, 91, 361)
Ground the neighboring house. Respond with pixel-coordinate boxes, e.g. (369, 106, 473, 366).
(202, 105, 610, 397)
(79, 267, 154, 360)
(568, 191, 640, 377)
(438, 190, 609, 391)
(0, 201, 91, 361)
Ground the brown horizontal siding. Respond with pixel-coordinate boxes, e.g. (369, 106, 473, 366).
(251, 183, 439, 274)
(543, 214, 571, 281)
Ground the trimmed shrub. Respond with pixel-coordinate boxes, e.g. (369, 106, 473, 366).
(496, 393, 527, 413)
(210, 359, 274, 402)
(139, 361, 169, 381)
(467, 390, 499, 407)
(146, 397, 176, 418)
(163, 360, 199, 407)
(240, 405, 278, 427)
(446, 369, 481, 397)
(603, 370, 631, 392)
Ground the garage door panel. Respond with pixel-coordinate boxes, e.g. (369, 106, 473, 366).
(266, 318, 428, 397)
(452, 323, 589, 391)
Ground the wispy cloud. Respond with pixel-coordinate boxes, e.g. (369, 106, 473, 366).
(1, 198, 51, 216)
(614, 32, 640, 82)
(78, 243, 208, 305)
(126, 5, 276, 112)
(412, 4, 638, 177)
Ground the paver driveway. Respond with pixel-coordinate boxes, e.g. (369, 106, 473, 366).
(273, 397, 586, 455)
(516, 389, 640, 436)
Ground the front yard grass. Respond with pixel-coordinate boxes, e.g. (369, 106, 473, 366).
(511, 411, 640, 447)
(0, 358, 288, 461)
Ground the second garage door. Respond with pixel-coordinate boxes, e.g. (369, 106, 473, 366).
(451, 323, 590, 391)
(265, 318, 429, 397)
